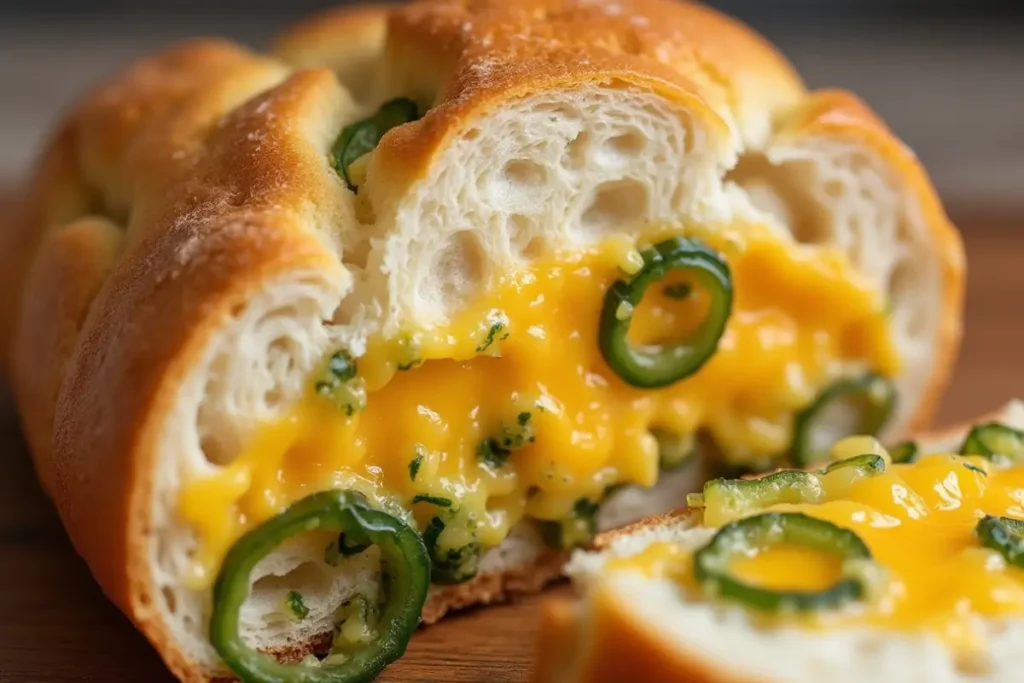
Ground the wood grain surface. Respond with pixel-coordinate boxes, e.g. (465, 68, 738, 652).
(0, 204, 1022, 682)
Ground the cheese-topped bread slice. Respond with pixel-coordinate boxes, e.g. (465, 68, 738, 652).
(536, 401, 1024, 683)
(0, 0, 963, 681)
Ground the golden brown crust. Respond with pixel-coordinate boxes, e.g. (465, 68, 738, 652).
(11, 217, 124, 494)
(8, 42, 346, 682)
(533, 582, 767, 683)
(591, 508, 701, 551)
(371, 0, 804, 195)
(273, 4, 389, 101)
(422, 548, 568, 624)
(0, 39, 285, 366)
(1, 1, 964, 681)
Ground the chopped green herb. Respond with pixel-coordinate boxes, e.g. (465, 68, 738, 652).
(394, 332, 423, 371)
(476, 317, 510, 352)
(422, 514, 481, 584)
(663, 282, 692, 299)
(315, 350, 367, 416)
(964, 462, 988, 476)
(477, 437, 512, 468)
(477, 413, 535, 469)
(328, 351, 357, 382)
(284, 590, 309, 621)
(411, 494, 452, 508)
(573, 497, 600, 519)
(603, 482, 629, 498)
(501, 414, 535, 449)
(423, 516, 445, 549)
(539, 497, 601, 549)
(324, 530, 372, 566)
(409, 449, 425, 481)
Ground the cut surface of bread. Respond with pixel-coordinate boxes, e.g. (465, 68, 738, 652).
(537, 401, 1024, 683)
(0, 0, 964, 681)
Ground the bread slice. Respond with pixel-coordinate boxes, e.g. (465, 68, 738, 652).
(535, 401, 1024, 683)
(0, 0, 963, 681)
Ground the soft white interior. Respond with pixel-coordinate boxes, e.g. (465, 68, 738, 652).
(560, 402, 1024, 683)
(593, 573, 1024, 683)
(359, 86, 733, 331)
(148, 69, 949, 671)
(150, 272, 355, 667)
(729, 144, 942, 438)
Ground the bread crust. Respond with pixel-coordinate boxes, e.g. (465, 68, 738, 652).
(1, 1, 964, 680)
(7, 41, 347, 683)
(422, 548, 568, 624)
(534, 587, 768, 683)
(369, 0, 806, 195)
(272, 4, 389, 101)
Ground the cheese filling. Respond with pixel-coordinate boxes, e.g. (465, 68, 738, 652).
(617, 454, 1024, 654)
(179, 223, 898, 586)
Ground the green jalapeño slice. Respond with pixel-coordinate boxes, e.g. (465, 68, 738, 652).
(210, 490, 429, 683)
(693, 511, 878, 613)
(599, 237, 732, 389)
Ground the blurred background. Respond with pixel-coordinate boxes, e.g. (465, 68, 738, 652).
(1, 0, 1023, 206)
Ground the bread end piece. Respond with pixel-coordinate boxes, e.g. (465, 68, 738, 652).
(534, 401, 1024, 683)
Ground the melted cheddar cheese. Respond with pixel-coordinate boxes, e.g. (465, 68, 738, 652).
(179, 223, 898, 585)
(614, 454, 1024, 655)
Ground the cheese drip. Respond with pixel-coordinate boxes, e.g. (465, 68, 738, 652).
(179, 224, 897, 585)
(618, 454, 1024, 655)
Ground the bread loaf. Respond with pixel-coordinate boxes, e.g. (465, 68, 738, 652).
(0, 1, 963, 680)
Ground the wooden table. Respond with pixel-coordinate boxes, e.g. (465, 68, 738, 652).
(1, 206, 1022, 682)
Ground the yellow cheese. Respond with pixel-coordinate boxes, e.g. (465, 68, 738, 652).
(615, 454, 1024, 654)
(729, 543, 844, 592)
(178, 224, 897, 585)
